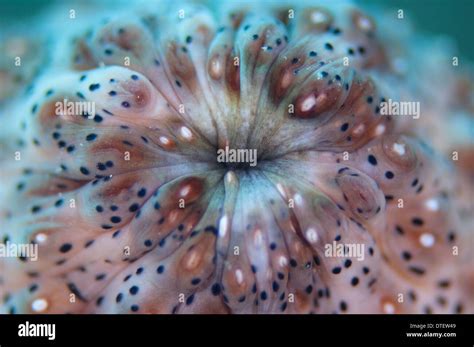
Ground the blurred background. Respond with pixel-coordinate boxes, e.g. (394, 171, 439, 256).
(360, 0, 474, 60)
(0, 0, 473, 60)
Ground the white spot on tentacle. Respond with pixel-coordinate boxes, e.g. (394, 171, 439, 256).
(305, 227, 319, 243)
(393, 142, 406, 156)
(419, 233, 435, 248)
(219, 215, 229, 238)
(383, 302, 395, 314)
(34, 233, 48, 244)
(424, 198, 439, 211)
(235, 269, 244, 285)
(31, 298, 48, 312)
(180, 126, 193, 141)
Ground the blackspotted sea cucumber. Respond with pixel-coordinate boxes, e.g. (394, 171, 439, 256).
(0, 0, 472, 314)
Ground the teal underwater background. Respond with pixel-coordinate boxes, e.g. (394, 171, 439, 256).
(0, 0, 473, 61)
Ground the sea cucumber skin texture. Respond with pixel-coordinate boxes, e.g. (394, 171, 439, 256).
(0, 0, 472, 314)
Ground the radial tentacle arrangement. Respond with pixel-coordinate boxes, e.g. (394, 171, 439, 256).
(0, 1, 473, 314)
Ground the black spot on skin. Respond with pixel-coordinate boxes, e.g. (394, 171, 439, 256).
(402, 251, 412, 261)
(447, 232, 456, 243)
(129, 286, 139, 295)
(80, 167, 90, 175)
(395, 225, 404, 235)
(86, 134, 97, 142)
(313, 256, 321, 266)
(59, 243, 72, 253)
(368, 154, 377, 166)
(67, 283, 87, 302)
(116, 293, 123, 303)
(211, 283, 221, 296)
(273, 281, 280, 292)
(88, 83, 100, 92)
(186, 294, 195, 305)
(129, 203, 139, 212)
(409, 266, 426, 276)
(110, 216, 121, 224)
(96, 296, 104, 306)
(438, 280, 451, 289)
(84, 240, 95, 248)
(95, 273, 106, 281)
(411, 217, 424, 227)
